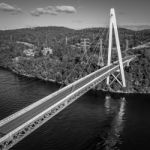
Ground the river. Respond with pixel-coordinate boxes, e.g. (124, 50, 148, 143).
(0, 68, 150, 150)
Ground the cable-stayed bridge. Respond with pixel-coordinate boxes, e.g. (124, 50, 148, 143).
(0, 8, 137, 150)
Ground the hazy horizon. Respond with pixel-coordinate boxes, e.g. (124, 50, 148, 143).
(1, 24, 150, 32)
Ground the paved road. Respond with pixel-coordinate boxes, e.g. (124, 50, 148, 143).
(0, 56, 134, 136)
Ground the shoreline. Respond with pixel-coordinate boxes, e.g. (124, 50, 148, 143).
(1, 66, 148, 95)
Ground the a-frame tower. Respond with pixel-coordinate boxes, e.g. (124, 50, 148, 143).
(106, 8, 126, 88)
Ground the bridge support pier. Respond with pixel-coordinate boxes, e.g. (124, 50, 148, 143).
(106, 8, 126, 89)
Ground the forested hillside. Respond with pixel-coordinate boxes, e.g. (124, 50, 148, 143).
(0, 26, 150, 93)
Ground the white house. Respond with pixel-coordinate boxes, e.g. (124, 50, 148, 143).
(42, 47, 53, 56)
(23, 49, 35, 57)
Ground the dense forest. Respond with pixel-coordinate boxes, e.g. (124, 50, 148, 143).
(0, 26, 150, 93)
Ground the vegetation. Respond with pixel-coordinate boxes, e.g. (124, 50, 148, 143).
(0, 26, 150, 93)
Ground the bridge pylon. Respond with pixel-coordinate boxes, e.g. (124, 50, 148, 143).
(106, 8, 126, 88)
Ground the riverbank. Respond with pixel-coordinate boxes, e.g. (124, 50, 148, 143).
(1, 62, 150, 96)
(5, 64, 150, 95)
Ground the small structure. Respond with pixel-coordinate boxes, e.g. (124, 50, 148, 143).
(70, 43, 81, 49)
(13, 57, 20, 62)
(23, 49, 35, 57)
(76, 43, 81, 49)
(42, 47, 53, 56)
(70, 45, 76, 49)
(12, 56, 21, 63)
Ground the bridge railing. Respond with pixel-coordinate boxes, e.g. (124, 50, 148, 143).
(0, 55, 135, 128)
(0, 60, 111, 127)
(0, 55, 135, 150)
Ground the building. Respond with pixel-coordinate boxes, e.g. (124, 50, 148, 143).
(42, 47, 53, 56)
(23, 49, 35, 57)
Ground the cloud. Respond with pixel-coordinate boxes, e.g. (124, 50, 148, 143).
(0, 3, 22, 14)
(31, 7, 58, 17)
(56, 6, 76, 13)
(31, 5, 76, 17)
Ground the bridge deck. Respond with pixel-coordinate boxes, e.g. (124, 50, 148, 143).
(0, 63, 111, 135)
(0, 56, 134, 138)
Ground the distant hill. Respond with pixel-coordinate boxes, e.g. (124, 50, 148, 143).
(0, 26, 75, 34)
(121, 25, 150, 31)
(0, 26, 75, 47)
(0, 26, 150, 48)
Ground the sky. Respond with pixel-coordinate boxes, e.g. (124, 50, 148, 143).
(0, 0, 150, 30)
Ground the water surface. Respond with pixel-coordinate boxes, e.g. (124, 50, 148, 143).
(0, 68, 150, 150)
